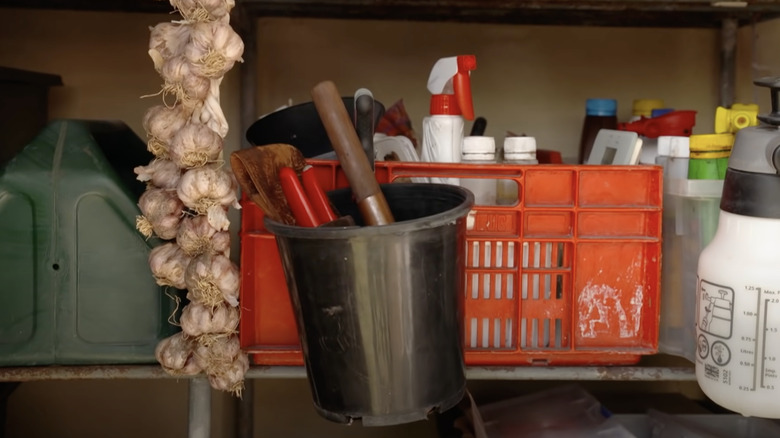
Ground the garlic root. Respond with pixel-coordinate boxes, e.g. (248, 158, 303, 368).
(184, 253, 240, 307)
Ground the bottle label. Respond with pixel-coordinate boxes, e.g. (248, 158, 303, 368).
(696, 277, 780, 393)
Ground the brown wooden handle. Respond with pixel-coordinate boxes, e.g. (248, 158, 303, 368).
(311, 80, 394, 225)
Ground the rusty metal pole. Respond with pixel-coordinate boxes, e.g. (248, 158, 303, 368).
(720, 17, 738, 108)
(237, 4, 257, 149)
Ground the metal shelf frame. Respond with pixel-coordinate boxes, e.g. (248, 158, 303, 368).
(0, 364, 695, 382)
(1, 1, 737, 436)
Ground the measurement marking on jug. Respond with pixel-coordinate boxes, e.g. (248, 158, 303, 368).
(760, 296, 780, 389)
(762, 298, 769, 389)
(752, 287, 761, 391)
(699, 280, 734, 339)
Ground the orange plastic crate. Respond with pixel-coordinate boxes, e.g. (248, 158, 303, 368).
(239, 161, 662, 366)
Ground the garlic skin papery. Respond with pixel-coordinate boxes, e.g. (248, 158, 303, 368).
(160, 56, 211, 107)
(181, 301, 240, 339)
(143, 104, 191, 159)
(177, 214, 230, 257)
(169, 122, 223, 169)
(185, 20, 244, 79)
(184, 253, 240, 307)
(148, 21, 192, 71)
(170, 0, 236, 22)
(134, 158, 182, 190)
(149, 242, 192, 290)
(156, 332, 202, 376)
(194, 334, 241, 375)
(192, 77, 229, 138)
(177, 165, 240, 230)
(208, 352, 249, 397)
(137, 187, 184, 240)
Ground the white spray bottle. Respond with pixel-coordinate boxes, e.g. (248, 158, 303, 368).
(420, 55, 477, 185)
(695, 77, 780, 418)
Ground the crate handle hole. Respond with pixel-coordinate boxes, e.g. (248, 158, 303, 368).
(531, 358, 549, 366)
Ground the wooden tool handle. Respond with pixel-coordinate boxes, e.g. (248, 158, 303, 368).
(311, 81, 394, 225)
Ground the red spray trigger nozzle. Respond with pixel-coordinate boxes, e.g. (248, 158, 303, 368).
(455, 55, 476, 120)
(458, 55, 477, 72)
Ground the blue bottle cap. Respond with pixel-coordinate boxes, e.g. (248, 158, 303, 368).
(585, 99, 617, 116)
(651, 108, 675, 117)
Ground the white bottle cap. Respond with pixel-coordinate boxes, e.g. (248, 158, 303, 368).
(504, 136, 537, 154)
(505, 152, 537, 161)
(657, 136, 690, 158)
(462, 136, 496, 154)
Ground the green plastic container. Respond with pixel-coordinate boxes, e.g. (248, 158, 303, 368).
(0, 120, 181, 365)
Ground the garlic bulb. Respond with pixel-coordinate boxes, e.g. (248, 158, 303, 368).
(169, 122, 223, 168)
(210, 231, 231, 258)
(185, 20, 244, 79)
(177, 214, 230, 257)
(207, 352, 249, 397)
(137, 188, 184, 240)
(192, 77, 228, 138)
(160, 56, 211, 107)
(180, 301, 240, 338)
(148, 22, 191, 71)
(177, 165, 240, 230)
(143, 104, 191, 159)
(193, 334, 241, 374)
(184, 253, 240, 307)
(149, 242, 191, 290)
(134, 159, 182, 190)
(170, 0, 235, 22)
(155, 332, 202, 376)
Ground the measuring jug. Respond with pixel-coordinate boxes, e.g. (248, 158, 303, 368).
(696, 77, 780, 418)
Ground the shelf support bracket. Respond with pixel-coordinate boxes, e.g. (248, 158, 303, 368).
(188, 377, 212, 438)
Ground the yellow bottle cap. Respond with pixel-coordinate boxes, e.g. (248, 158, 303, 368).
(689, 133, 734, 158)
(714, 104, 759, 133)
(632, 99, 665, 117)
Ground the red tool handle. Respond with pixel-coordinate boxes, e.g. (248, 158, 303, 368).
(279, 167, 320, 227)
(302, 165, 338, 223)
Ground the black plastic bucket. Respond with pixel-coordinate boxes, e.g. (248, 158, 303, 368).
(265, 183, 474, 426)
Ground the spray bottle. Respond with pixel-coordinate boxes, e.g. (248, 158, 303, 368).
(695, 77, 780, 418)
(420, 55, 477, 185)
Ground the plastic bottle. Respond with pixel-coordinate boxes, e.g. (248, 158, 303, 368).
(460, 136, 496, 205)
(498, 136, 537, 205)
(695, 78, 780, 418)
(629, 98, 665, 122)
(687, 133, 734, 180)
(420, 55, 477, 185)
(578, 98, 618, 164)
(655, 135, 690, 180)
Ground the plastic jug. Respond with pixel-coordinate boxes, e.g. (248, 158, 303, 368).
(695, 77, 780, 418)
